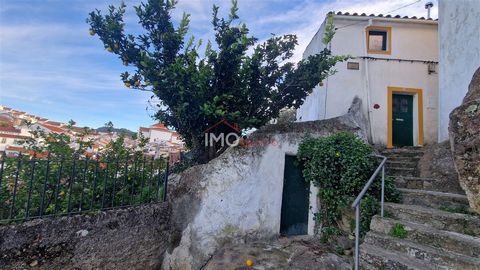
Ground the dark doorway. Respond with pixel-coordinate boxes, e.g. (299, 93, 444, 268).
(392, 94, 414, 146)
(280, 155, 310, 235)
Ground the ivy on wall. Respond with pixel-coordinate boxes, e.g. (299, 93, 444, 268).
(297, 131, 400, 242)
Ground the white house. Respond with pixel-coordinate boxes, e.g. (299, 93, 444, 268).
(438, 0, 480, 141)
(297, 12, 439, 148)
(138, 123, 184, 162)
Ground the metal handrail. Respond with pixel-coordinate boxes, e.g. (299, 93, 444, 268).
(351, 154, 387, 270)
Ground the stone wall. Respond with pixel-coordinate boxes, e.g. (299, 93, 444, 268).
(417, 141, 464, 194)
(163, 98, 367, 270)
(0, 203, 170, 270)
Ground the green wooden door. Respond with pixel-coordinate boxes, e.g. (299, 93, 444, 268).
(280, 155, 309, 235)
(392, 94, 414, 147)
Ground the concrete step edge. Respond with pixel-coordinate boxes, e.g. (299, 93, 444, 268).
(364, 231, 480, 268)
(370, 216, 480, 248)
(360, 243, 441, 270)
(398, 188, 468, 200)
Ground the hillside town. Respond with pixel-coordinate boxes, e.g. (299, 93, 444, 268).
(0, 105, 184, 161)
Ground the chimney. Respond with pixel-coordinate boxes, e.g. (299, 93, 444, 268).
(425, 2, 434, 19)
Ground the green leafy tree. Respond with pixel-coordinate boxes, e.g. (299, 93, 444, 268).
(87, 0, 347, 161)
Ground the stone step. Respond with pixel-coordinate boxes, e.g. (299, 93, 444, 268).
(370, 216, 480, 258)
(386, 167, 416, 177)
(398, 188, 470, 210)
(364, 231, 480, 270)
(394, 177, 465, 194)
(386, 160, 417, 169)
(384, 156, 421, 162)
(381, 148, 424, 157)
(360, 243, 440, 270)
(384, 202, 480, 236)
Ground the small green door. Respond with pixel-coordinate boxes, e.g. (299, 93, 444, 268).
(280, 155, 309, 235)
(392, 94, 414, 147)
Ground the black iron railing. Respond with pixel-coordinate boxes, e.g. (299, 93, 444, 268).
(0, 153, 169, 224)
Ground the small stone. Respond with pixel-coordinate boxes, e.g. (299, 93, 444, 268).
(29, 260, 38, 267)
(76, 229, 89, 237)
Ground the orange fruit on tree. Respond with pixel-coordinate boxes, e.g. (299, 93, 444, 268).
(106, 47, 113, 53)
(245, 259, 254, 268)
(89, 30, 95, 36)
(124, 82, 131, 88)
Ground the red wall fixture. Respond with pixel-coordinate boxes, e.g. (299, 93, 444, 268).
(373, 104, 380, 109)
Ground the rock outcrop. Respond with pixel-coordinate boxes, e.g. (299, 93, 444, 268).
(417, 141, 464, 194)
(162, 98, 368, 270)
(449, 67, 480, 214)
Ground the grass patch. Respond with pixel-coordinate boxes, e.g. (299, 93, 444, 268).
(389, 223, 407, 239)
(335, 245, 345, 255)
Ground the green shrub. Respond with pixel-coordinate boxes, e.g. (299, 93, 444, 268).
(389, 223, 408, 238)
(297, 131, 400, 242)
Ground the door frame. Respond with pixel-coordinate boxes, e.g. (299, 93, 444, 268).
(387, 87, 424, 148)
(280, 154, 310, 236)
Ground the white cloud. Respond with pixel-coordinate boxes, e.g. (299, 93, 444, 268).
(0, 0, 439, 129)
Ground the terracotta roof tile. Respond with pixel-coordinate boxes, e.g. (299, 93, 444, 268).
(331, 11, 438, 21)
(40, 123, 64, 133)
(0, 126, 21, 133)
(0, 134, 31, 139)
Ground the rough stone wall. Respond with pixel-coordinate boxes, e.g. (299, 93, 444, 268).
(417, 141, 464, 194)
(163, 98, 367, 270)
(449, 67, 480, 214)
(0, 203, 170, 270)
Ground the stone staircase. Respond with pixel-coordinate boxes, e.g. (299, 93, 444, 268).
(360, 147, 480, 270)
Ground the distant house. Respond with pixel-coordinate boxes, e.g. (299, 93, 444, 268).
(297, 12, 439, 148)
(0, 126, 31, 152)
(138, 123, 184, 162)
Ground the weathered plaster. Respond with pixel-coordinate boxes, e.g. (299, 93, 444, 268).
(438, 0, 480, 142)
(163, 98, 367, 270)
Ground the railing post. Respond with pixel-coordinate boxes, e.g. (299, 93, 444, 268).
(163, 157, 169, 202)
(381, 165, 385, 218)
(40, 152, 51, 217)
(54, 155, 65, 215)
(355, 205, 360, 270)
(9, 153, 22, 220)
(67, 155, 77, 215)
(25, 154, 37, 219)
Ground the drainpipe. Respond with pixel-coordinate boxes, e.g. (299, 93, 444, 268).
(363, 19, 374, 143)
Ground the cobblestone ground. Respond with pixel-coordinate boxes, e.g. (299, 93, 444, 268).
(204, 236, 352, 270)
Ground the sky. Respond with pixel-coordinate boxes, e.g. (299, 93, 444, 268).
(0, 0, 438, 131)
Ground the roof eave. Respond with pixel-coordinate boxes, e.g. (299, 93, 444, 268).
(334, 15, 438, 25)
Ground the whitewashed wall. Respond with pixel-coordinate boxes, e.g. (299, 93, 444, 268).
(162, 103, 367, 270)
(438, 0, 480, 142)
(297, 16, 438, 146)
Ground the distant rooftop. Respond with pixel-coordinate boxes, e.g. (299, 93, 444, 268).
(330, 11, 438, 21)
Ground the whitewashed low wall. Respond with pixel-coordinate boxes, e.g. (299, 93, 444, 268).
(163, 98, 367, 270)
